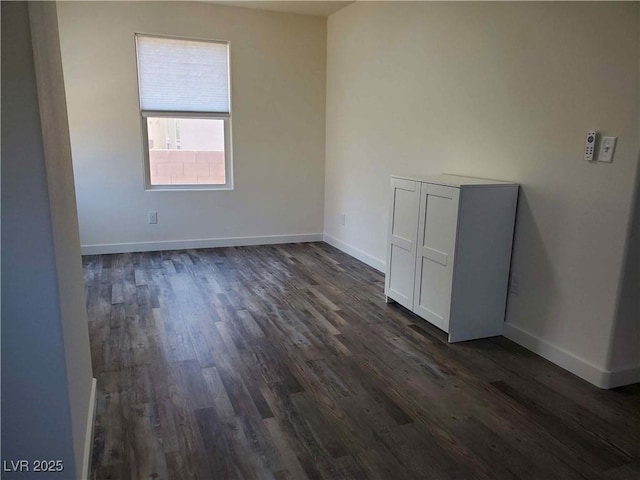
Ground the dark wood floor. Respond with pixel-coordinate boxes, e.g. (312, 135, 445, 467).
(83, 242, 640, 480)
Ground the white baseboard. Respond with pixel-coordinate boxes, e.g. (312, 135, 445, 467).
(81, 233, 323, 255)
(605, 365, 640, 389)
(323, 233, 385, 272)
(503, 323, 639, 389)
(82, 378, 97, 480)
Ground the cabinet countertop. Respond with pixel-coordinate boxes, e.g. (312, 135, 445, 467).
(391, 173, 518, 188)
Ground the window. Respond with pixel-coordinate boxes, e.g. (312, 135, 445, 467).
(135, 34, 232, 189)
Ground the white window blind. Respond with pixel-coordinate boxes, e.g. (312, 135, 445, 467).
(136, 35, 230, 114)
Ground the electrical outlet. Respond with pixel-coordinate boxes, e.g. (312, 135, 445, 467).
(148, 211, 158, 224)
(340, 213, 346, 226)
(509, 276, 520, 295)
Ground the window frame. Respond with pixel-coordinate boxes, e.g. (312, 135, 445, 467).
(134, 33, 233, 191)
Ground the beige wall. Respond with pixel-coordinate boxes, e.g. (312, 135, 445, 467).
(57, 1, 326, 250)
(608, 157, 640, 375)
(2, 2, 93, 477)
(325, 2, 639, 385)
(30, 3, 95, 474)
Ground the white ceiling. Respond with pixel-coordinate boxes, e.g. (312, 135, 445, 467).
(205, 1, 354, 16)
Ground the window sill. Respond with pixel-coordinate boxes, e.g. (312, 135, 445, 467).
(145, 185, 234, 192)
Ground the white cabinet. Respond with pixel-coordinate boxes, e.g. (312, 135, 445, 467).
(385, 174, 518, 342)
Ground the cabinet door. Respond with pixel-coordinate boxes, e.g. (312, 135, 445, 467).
(385, 178, 420, 310)
(413, 183, 459, 331)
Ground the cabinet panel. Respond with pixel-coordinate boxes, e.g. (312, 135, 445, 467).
(413, 184, 459, 331)
(385, 178, 420, 309)
(388, 244, 416, 307)
(448, 185, 519, 342)
(392, 187, 419, 243)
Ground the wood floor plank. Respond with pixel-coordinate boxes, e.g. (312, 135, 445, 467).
(84, 243, 640, 480)
(263, 416, 312, 480)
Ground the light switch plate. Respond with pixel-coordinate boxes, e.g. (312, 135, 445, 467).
(597, 136, 617, 163)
